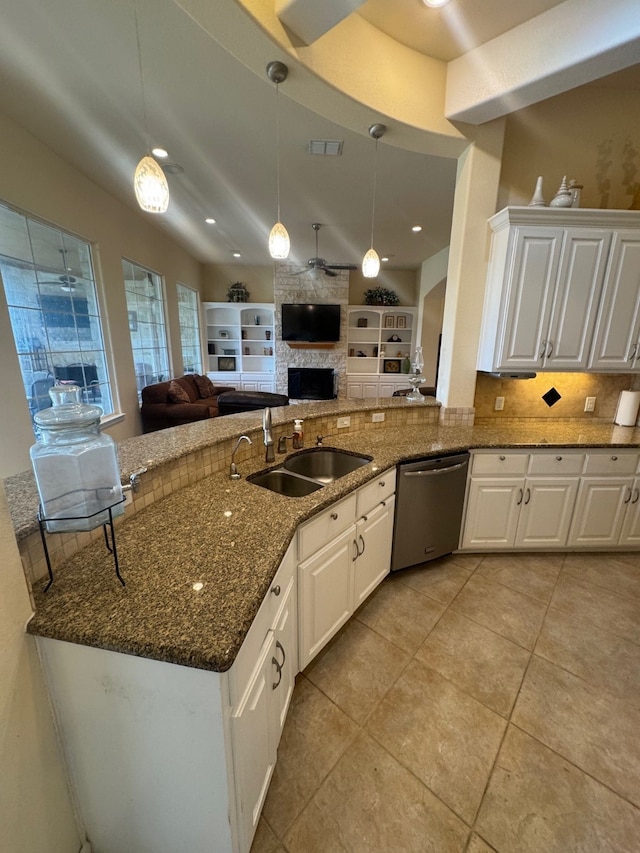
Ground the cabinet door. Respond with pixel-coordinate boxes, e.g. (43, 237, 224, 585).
(514, 478, 578, 548)
(231, 631, 277, 853)
(298, 525, 355, 669)
(353, 495, 395, 609)
(270, 572, 297, 748)
(619, 478, 640, 546)
(545, 229, 611, 370)
(567, 477, 631, 547)
(589, 231, 640, 371)
(494, 228, 562, 370)
(461, 478, 523, 549)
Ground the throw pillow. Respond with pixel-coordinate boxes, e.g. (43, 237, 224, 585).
(193, 374, 216, 399)
(167, 379, 191, 403)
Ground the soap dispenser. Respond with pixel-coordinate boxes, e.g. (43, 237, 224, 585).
(293, 418, 304, 449)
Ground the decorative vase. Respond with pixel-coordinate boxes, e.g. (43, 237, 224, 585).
(568, 179, 583, 208)
(550, 176, 573, 208)
(528, 176, 546, 207)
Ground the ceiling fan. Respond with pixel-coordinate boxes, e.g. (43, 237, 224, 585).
(292, 223, 357, 278)
(38, 248, 80, 291)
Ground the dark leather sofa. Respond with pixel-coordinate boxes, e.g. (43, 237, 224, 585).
(140, 374, 234, 433)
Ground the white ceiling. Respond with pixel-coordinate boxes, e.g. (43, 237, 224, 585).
(0, 0, 637, 272)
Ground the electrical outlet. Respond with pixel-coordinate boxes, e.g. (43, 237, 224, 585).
(372, 412, 385, 423)
(337, 416, 351, 428)
(584, 396, 596, 412)
(494, 396, 505, 411)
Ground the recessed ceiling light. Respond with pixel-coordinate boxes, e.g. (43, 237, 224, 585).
(411, 225, 423, 232)
(152, 147, 169, 158)
(232, 251, 241, 258)
(422, 0, 449, 7)
(205, 217, 216, 225)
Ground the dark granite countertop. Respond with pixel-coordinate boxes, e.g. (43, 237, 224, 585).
(25, 419, 640, 673)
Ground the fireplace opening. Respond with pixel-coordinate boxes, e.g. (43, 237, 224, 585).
(288, 368, 336, 400)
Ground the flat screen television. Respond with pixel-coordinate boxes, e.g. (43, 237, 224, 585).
(281, 303, 341, 342)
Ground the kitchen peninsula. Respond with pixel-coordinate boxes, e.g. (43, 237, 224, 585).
(8, 396, 640, 853)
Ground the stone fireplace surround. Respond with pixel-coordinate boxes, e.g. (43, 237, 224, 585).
(274, 262, 349, 399)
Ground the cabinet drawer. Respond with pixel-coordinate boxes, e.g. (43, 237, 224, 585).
(297, 493, 357, 562)
(583, 451, 639, 476)
(356, 468, 396, 517)
(528, 452, 584, 475)
(471, 452, 528, 476)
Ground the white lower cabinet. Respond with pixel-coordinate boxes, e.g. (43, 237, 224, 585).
(461, 451, 582, 550)
(462, 448, 640, 553)
(298, 470, 396, 669)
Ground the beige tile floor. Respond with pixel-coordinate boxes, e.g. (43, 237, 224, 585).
(251, 551, 640, 853)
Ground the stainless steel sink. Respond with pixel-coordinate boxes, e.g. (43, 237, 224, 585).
(248, 449, 372, 496)
(247, 469, 323, 497)
(282, 449, 372, 485)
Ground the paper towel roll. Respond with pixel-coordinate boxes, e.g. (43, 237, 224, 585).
(614, 390, 640, 426)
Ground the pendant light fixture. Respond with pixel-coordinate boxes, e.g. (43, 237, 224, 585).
(266, 60, 290, 260)
(362, 123, 386, 278)
(132, 0, 169, 214)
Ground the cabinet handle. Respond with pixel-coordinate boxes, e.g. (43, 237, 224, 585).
(271, 584, 281, 597)
(275, 640, 286, 667)
(538, 341, 547, 360)
(611, 456, 618, 461)
(629, 343, 638, 362)
(359, 534, 365, 556)
(633, 489, 640, 504)
(379, 480, 385, 487)
(499, 455, 506, 461)
(556, 456, 563, 461)
(331, 512, 338, 520)
(546, 340, 553, 358)
(380, 499, 386, 507)
(516, 488, 523, 506)
(353, 539, 360, 561)
(624, 487, 632, 504)
(271, 658, 282, 690)
(524, 488, 531, 505)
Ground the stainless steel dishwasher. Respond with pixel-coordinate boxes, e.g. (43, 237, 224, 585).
(391, 452, 470, 572)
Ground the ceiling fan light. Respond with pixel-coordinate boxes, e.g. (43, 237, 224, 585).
(269, 221, 290, 259)
(134, 155, 170, 213)
(362, 248, 380, 278)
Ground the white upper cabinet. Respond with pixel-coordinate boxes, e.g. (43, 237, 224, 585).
(477, 208, 640, 373)
(588, 230, 640, 372)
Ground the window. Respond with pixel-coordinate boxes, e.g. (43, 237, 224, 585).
(176, 283, 202, 375)
(0, 202, 114, 424)
(123, 260, 170, 401)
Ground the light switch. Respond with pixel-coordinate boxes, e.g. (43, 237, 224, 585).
(494, 396, 505, 411)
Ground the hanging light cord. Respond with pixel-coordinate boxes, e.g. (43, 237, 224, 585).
(133, 1, 149, 153)
(275, 82, 282, 222)
(369, 136, 378, 249)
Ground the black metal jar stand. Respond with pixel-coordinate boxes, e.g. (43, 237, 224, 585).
(38, 497, 126, 592)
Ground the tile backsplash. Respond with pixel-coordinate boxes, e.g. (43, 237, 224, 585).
(474, 372, 640, 423)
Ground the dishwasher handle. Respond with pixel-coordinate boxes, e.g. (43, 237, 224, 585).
(403, 461, 468, 477)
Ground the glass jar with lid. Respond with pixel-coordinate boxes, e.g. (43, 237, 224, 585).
(30, 384, 123, 533)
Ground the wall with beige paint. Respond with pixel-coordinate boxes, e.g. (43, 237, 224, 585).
(498, 86, 640, 212)
(0, 111, 203, 477)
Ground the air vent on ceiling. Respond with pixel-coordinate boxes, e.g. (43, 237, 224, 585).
(308, 140, 343, 156)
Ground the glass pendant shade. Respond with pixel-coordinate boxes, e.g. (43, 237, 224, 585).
(269, 221, 290, 259)
(362, 247, 380, 278)
(134, 155, 169, 213)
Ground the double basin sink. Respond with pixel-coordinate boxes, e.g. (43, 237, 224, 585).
(248, 448, 372, 496)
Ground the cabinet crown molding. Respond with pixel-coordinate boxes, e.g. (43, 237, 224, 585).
(490, 206, 640, 232)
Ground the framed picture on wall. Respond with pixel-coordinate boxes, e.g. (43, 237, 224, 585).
(384, 315, 395, 329)
(396, 315, 406, 329)
(218, 356, 236, 371)
(383, 359, 401, 373)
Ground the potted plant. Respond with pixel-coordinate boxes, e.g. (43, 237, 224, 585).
(363, 286, 399, 306)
